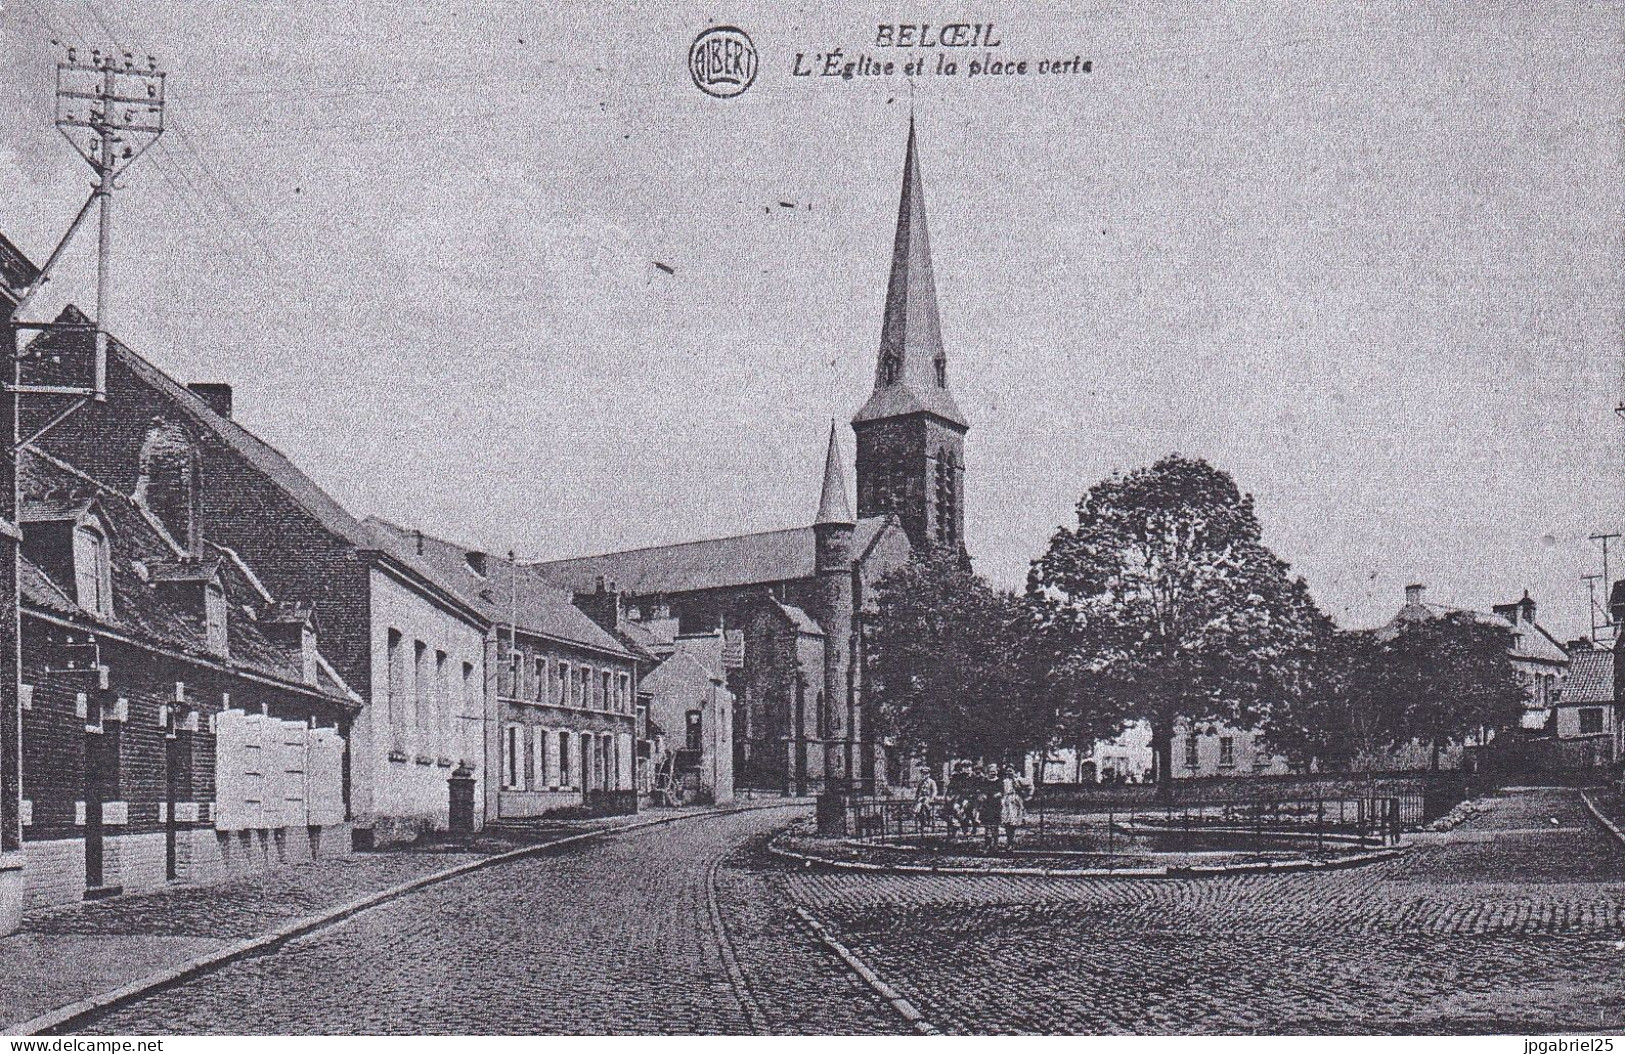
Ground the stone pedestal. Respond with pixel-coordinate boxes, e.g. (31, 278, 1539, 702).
(0, 851, 24, 935)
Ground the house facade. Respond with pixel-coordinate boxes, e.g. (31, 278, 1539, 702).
(15, 446, 358, 910)
(640, 632, 735, 804)
(1553, 647, 1619, 764)
(20, 322, 490, 847)
(366, 522, 640, 820)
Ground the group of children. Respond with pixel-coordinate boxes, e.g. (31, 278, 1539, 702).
(912, 761, 1034, 850)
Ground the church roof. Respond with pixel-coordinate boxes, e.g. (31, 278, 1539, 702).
(854, 117, 968, 430)
(814, 422, 853, 526)
(528, 517, 892, 597)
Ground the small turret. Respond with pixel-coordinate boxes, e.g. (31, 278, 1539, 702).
(813, 423, 853, 575)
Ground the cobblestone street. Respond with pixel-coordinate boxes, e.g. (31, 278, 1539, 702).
(781, 788, 1625, 1034)
(76, 806, 904, 1035)
(64, 789, 1625, 1035)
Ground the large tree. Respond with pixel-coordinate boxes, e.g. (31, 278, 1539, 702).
(1361, 610, 1528, 769)
(1029, 455, 1329, 788)
(865, 552, 1057, 769)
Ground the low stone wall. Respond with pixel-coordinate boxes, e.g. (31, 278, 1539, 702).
(20, 823, 352, 913)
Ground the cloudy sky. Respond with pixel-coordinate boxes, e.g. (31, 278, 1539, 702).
(2, 1, 1620, 637)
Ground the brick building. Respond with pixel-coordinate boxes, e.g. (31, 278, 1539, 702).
(366, 521, 641, 820)
(18, 317, 491, 847)
(527, 120, 960, 793)
(2, 232, 46, 931)
(15, 445, 358, 910)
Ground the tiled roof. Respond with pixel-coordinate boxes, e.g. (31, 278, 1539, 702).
(1560, 650, 1615, 705)
(0, 231, 40, 302)
(23, 320, 476, 624)
(640, 634, 730, 697)
(1380, 600, 1570, 665)
(527, 516, 891, 597)
(770, 599, 824, 636)
(366, 518, 630, 658)
(18, 449, 358, 707)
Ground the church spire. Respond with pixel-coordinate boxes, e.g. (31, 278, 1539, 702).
(813, 421, 853, 526)
(853, 115, 968, 430)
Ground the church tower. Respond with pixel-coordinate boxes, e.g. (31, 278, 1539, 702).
(852, 117, 969, 554)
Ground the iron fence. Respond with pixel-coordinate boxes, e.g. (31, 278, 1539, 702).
(830, 792, 1403, 855)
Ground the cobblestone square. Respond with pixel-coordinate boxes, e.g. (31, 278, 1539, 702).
(24, 789, 1612, 1035)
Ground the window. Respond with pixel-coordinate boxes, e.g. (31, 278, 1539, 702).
(1184, 733, 1199, 769)
(581, 732, 594, 790)
(1218, 736, 1235, 767)
(523, 725, 535, 787)
(881, 353, 900, 385)
(387, 629, 405, 732)
(535, 727, 553, 787)
(558, 731, 572, 787)
(582, 666, 594, 708)
(1579, 708, 1604, 735)
(816, 690, 830, 739)
(461, 661, 476, 717)
(534, 656, 548, 702)
(686, 710, 703, 753)
(934, 354, 947, 388)
(414, 641, 428, 732)
(435, 650, 449, 744)
(502, 725, 521, 789)
(602, 671, 612, 713)
(72, 523, 112, 617)
(557, 662, 570, 707)
(619, 673, 631, 714)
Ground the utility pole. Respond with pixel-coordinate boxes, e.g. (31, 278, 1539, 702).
(1588, 533, 1621, 645)
(1582, 574, 1603, 643)
(0, 45, 164, 934)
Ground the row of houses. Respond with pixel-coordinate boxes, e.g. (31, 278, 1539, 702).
(1032, 583, 1623, 785)
(0, 249, 754, 923)
(0, 123, 976, 927)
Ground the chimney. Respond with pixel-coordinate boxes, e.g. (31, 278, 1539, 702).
(573, 581, 622, 636)
(136, 421, 201, 556)
(1404, 584, 1425, 606)
(188, 383, 233, 419)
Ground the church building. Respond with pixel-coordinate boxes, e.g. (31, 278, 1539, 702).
(528, 120, 970, 793)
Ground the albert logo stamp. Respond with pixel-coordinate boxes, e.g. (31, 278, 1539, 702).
(689, 25, 758, 98)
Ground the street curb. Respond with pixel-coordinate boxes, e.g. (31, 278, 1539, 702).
(8, 801, 809, 1037)
(1579, 790, 1625, 850)
(791, 906, 938, 1035)
(768, 839, 1407, 879)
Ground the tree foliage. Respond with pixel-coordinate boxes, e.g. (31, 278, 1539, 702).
(1028, 455, 1329, 784)
(1265, 615, 1529, 770)
(864, 552, 1056, 766)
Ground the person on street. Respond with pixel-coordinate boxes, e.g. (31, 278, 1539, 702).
(913, 770, 940, 830)
(980, 763, 1005, 850)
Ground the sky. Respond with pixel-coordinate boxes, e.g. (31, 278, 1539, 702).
(2, 1, 1621, 639)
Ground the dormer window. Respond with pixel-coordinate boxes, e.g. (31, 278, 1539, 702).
(204, 581, 228, 655)
(72, 521, 113, 618)
(881, 353, 901, 386)
(22, 497, 116, 620)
